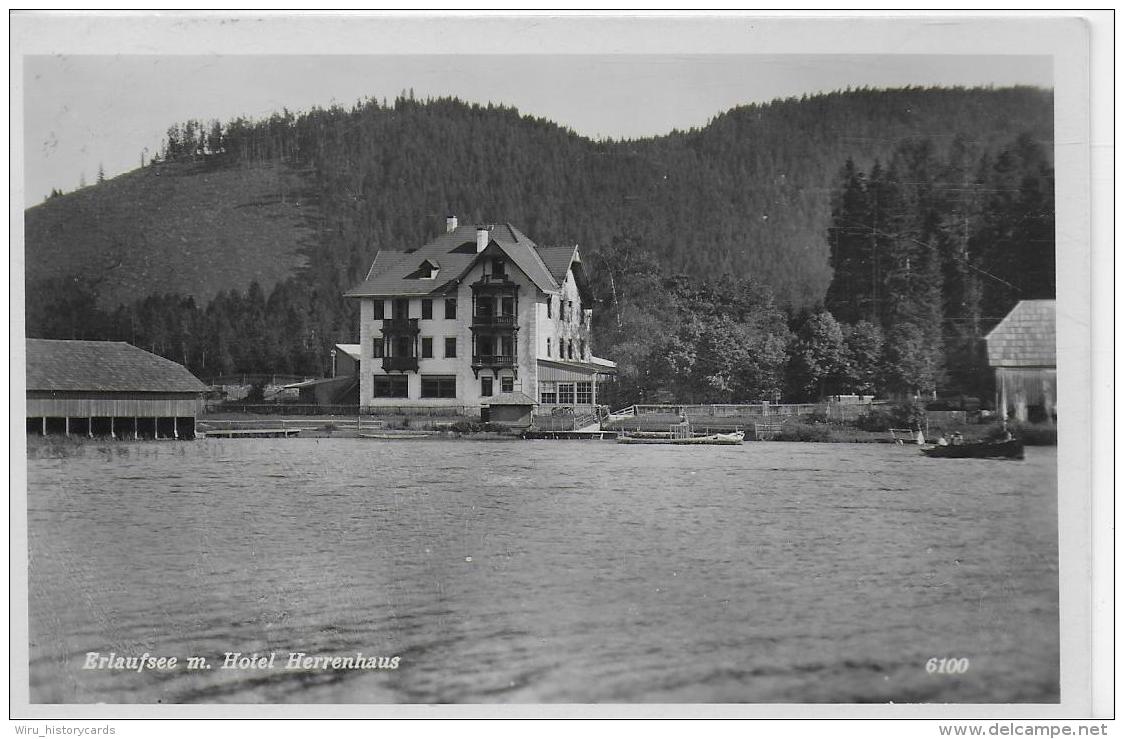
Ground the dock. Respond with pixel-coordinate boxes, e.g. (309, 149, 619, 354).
(522, 429, 618, 440)
(199, 428, 301, 439)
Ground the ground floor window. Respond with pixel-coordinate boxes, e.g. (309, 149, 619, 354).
(558, 383, 575, 405)
(501, 376, 514, 393)
(373, 374, 409, 398)
(576, 381, 593, 405)
(539, 381, 557, 404)
(421, 375, 457, 398)
(481, 376, 493, 397)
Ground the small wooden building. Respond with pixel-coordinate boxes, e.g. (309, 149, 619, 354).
(481, 391, 537, 429)
(26, 339, 207, 439)
(985, 300, 1056, 423)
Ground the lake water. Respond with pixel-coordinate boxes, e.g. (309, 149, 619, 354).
(26, 439, 1059, 704)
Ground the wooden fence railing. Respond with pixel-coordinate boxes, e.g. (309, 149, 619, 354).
(205, 403, 478, 417)
(628, 402, 856, 417)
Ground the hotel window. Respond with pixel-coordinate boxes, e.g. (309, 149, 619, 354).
(421, 375, 457, 398)
(539, 383, 557, 404)
(501, 376, 514, 393)
(558, 383, 575, 405)
(393, 298, 409, 319)
(579, 340, 586, 360)
(421, 337, 433, 359)
(547, 297, 552, 318)
(481, 376, 493, 397)
(421, 299, 433, 320)
(501, 335, 514, 357)
(546, 338, 552, 357)
(576, 381, 593, 405)
(372, 300, 385, 320)
(444, 337, 457, 358)
(492, 257, 506, 277)
(373, 375, 409, 398)
(567, 300, 573, 321)
(501, 296, 515, 316)
(372, 337, 384, 358)
(567, 340, 574, 359)
(445, 297, 457, 320)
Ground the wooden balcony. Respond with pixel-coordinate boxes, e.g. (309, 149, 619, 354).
(472, 354, 517, 377)
(471, 274, 517, 290)
(382, 356, 419, 372)
(381, 317, 420, 334)
(471, 314, 518, 329)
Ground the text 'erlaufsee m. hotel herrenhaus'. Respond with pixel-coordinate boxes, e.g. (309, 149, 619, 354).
(344, 217, 616, 414)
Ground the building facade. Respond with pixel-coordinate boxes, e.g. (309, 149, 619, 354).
(345, 219, 615, 414)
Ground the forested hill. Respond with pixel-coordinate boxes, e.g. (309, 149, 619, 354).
(27, 86, 1052, 313)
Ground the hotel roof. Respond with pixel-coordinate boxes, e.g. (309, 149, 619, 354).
(345, 223, 569, 299)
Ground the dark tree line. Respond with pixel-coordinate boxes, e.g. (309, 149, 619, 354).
(818, 133, 1055, 400)
(26, 276, 349, 379)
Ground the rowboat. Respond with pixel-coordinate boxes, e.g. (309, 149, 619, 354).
(359, 431, 437, 440)
(617, 430, 745, 445)
(920, 438, 1024, 459)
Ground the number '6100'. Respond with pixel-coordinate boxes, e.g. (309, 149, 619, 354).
(926, 657, 970, 674)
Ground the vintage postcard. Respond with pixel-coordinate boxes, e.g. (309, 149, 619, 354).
(8, 11, 1109, 726)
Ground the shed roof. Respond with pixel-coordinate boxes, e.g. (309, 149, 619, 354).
(985, 300, 1056, 368)
(482, 391, 538, 406)
(345, 223, 570, 298)
(334, 343, 361, 360)
(538, 357, 617, 374)
(26, 339, 208, 393)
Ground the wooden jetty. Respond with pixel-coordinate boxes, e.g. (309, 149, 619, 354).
(199, 428, 301, 439)
(522, 429, 618, 440)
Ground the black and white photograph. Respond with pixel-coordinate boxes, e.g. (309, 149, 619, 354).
(9, 11, 1109, 725)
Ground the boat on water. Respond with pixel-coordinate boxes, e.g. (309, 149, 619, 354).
(359, 431, 438, 440)
(617, 430, 745, 445)
(921, 437, 1024, 459)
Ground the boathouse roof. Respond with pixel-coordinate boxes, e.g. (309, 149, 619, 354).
(985, 300, 1056, 368)
(345, 222, 578, 298)
(482, 391, 538, 406)
(26, 339, 208, 394)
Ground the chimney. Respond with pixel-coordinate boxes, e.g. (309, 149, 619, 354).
(445, 215, 458, 233)
(476, 225, 491, 253)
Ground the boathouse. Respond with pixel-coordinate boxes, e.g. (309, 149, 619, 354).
(985, 299, 1056, 423)
(481, 391, 537, 429)
(25, 339, 207, 439)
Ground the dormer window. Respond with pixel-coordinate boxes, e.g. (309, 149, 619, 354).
(405, 259, 440, 280)
(491, 258, 506, 278)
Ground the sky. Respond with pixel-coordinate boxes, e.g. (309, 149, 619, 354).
(22, 54, 1052, 204)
